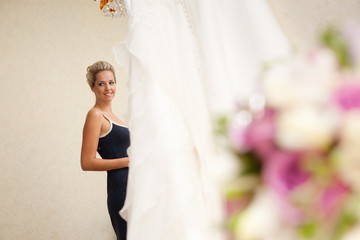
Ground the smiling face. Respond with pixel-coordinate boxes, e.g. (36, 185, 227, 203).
(91, 70, 116, 102)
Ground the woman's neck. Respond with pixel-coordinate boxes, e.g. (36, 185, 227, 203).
(94, 101, 112, 113)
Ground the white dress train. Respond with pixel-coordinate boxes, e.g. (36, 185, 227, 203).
(113, 0, 290, 239)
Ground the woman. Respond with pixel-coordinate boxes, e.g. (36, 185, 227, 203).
(81, 61, 129, 240)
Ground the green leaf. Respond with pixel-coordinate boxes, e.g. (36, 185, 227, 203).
(321, 27, 351, 68)
(226, 188, 244, 199)
(238, 151, 262, 176)
(215, 115, 229, 135)
(334, 212, 357, 240)
(227, 211, 243, 231)
(299, 221, 318, 238)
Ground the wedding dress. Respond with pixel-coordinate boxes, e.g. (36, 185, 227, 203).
(113, 0, 289, 239)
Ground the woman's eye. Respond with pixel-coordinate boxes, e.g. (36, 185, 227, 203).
(110, 81, 115, 85)
(98, 83, 104, 86)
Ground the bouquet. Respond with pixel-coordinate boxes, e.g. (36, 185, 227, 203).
(221, 23, 360, 240)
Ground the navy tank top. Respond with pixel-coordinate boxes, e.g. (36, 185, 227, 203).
(97, 113, 130, 160)
(97, 112, 129, 240)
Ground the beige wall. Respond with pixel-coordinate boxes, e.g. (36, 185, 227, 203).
(0, 1, 128, 239)
(1, 0, 360, 239)
(268, 0, 360, 52)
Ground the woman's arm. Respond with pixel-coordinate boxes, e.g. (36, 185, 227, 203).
(80, 109, 129, 171)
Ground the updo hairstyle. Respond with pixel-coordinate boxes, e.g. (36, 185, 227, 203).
(86, 61, 116, 87)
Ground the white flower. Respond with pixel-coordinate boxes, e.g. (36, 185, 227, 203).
(234, 188, 297, 240)
(263, 62, 297, 108)
(342, 223, 360, 240)
(263, 49, 339, 109)
(276, 106, 338, 150)
(337, 110, 360, 189)
(307, 48, 339, 87)
(340, 110, 360, 145)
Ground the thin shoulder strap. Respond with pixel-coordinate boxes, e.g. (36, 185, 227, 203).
(98, 110, 113, 123)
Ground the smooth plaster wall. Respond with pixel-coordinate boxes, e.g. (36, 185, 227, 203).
(1, 0, 360, 239)
(0, 0, 128, 239)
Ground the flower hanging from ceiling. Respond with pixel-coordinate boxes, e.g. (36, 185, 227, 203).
(94, 0, 127, 17)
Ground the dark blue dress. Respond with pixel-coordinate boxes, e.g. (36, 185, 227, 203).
(97, 114, 129, 240)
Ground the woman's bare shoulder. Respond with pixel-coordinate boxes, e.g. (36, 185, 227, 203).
(85, 107, 102, 123)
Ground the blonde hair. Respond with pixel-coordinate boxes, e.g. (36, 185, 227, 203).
(86, 61, 116, 87)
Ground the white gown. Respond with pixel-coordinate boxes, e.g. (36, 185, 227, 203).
(113, 1, 289, 239)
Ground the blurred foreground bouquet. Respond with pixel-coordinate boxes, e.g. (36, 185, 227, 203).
(221, 23, 360, 240)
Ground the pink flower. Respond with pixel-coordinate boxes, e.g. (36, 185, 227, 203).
(321, 179, 350, 215)
(333, 81, 360, 110)
(225, 197, 249, 216)
(228, 109, 276, 155)
(245, 109, 277, 158)
(263, 151, 309, 224)
(228, 117, 250, 152)
(263, 151, 309, 197)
